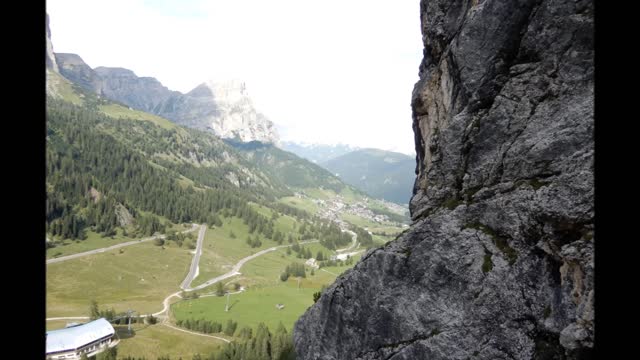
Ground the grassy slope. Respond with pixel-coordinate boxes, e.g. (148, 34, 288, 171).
(191, 204, 307, 288)
(172, 241, 356, 331)
(114, 324, 224, 359)
(47, 229, 134, 259)
(191, 217, 279, 288)
(278, 196, 320, 215)
(47, 70, 83, 105)
(99, 103, 177, 130)
(46, 219, 190, 259)
(46, 241, 192, 317)
(172, 276, 334, 332)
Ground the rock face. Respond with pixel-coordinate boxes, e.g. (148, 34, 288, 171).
(184, 80, 279, 144)
(94, 67, 182, 115)
(293, 0, 593, 359)
(55, 53, 103, 94)
(46, 14, 59, 72)
(46, 17, 278, 143)
(52, 57, 279, 143)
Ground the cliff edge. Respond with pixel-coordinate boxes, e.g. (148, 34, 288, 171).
(293, 0, 593, 359)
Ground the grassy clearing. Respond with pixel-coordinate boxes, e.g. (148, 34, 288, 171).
(192, 214, 334, 290)
(114, 323, 223, 359)
(46, 241, 192, 317)
(250, 202, 300, 234)
(322, 254, 363, 276)
(191, 217, 282, 287)
(46, 219, 190, 259)
(236, 248, 330, 287)
(46, 229, 134, 259)
(339, 186, 364, 204)
(174, 245, 355, 332)
(278, 196, 320, 215)
(340, 213, 404, 234)
(99, 104, 177, 130)
(302, 187, 334, 200)
(172, 279, 333, 332)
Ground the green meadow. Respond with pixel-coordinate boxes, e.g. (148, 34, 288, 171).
(46, 241, 192, 317)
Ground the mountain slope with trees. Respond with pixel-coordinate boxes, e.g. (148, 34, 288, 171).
(322, 149, 415, 205)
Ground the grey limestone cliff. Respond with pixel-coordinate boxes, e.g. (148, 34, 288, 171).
(94, 66, 182, 115)
(46, 14, 59, 72)
(55, 53, 103, 94)
(50, 54, 279, 143)
(293, 0, 593, 359)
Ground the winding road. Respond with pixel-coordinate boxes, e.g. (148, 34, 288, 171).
(336, 229, 358, 253)
(46, 222, 320, 340)
(184, 239, 319, 292)
(46, 223, 200, 265)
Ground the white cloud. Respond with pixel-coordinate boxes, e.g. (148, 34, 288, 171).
(47, 0, 422, 155)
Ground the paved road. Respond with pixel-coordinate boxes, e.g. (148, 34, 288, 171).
(180, 225, 207, 289)
(46, 224, 200, 265)
(184, 240, 319, 292)
(46, 239, 319, 329)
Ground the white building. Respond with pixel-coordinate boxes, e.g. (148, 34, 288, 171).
(46, 318, 119, 360)
(305, 258, 319, 269)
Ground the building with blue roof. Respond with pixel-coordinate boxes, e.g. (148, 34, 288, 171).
(46, 318, 118, 359)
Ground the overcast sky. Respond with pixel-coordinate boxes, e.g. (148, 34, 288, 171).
(47, 0, 423, 155)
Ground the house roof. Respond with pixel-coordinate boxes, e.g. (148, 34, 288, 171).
(46, 318, 115, 353)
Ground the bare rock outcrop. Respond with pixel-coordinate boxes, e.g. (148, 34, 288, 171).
(46, 14, 59, 72)
(293, 0, 593, 359)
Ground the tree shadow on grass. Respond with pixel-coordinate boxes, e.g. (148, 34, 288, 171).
(114, 323, 151, 339)
(227, 300, 240, 311)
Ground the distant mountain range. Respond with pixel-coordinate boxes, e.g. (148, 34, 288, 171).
(322, 149, 415, 205)
(280, 142, 359, 164)
(46, 15, 413, 211)
(281, 142, 416, 205)
(49, 24, 278, 144)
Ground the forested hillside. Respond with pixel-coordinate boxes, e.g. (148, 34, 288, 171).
(46, 99, 270, 241)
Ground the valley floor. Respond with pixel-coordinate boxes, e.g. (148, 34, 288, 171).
(46, 216, 364, 358)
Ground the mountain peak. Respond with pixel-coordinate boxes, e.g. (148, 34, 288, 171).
(185, 80, 279, 144)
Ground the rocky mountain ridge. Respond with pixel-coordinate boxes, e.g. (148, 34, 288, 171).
(46, 16, 278, 144)
(293, 0, 594, 359)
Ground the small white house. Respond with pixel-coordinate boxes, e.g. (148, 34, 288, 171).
(46, 318, 119, 360)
